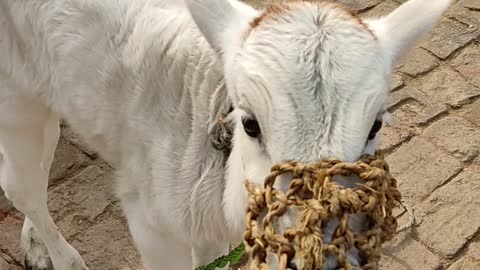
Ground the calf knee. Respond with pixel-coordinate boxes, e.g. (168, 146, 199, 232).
(0, 167, 48, 214)
(2, 183, 32, 214)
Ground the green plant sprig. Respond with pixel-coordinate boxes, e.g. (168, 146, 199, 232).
(195, 243, 245, 270)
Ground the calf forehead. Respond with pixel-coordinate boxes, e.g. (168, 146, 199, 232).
(244, 1, 376, 42)
(239, 1, 381, 85)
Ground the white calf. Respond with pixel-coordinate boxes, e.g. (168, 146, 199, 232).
(0, 0, 451, 269)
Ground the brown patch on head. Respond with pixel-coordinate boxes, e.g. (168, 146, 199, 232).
(332, 3, 377, 39)
(243, 3, 292, 41)
(242, 1, 376, 43)
(250, 4, 292, 29)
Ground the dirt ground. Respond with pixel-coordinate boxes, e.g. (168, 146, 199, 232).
(1, 0, 480, 269)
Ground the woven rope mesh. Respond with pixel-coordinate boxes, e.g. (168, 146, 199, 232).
(242, 153, 401, 270)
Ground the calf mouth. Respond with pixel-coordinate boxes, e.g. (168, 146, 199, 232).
(242, 152, 401, 270)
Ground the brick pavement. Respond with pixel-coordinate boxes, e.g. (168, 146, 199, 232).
(1, 0, 479, 269)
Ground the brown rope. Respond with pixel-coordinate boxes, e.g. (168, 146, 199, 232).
(242, 152, 401, 270)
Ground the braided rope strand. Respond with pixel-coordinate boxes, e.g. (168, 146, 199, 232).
(243, 153, 402, 270)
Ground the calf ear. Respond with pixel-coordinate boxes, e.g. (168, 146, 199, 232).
(365, 0, 453, 64)
(185, 0, 257, 53)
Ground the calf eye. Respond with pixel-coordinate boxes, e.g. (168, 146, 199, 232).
(242, 117, 261, 138)
(368, 119, 382, 140)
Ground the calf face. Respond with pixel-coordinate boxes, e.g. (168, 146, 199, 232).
(187, 0, 452, 267)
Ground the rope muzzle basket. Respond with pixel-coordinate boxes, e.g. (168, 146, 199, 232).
(242, 152, 402, 270)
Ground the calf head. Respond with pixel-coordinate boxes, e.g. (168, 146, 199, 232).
(187, 0, 452, 267)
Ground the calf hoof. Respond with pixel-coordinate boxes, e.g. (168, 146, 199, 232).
(21, 219, 53, 270)
(24, 257, 53, 270)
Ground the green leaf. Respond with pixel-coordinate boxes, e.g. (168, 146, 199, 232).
(194, 243, 245, 270)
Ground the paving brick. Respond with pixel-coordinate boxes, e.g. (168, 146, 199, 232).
(386, 137, 463, 202)
(456, 99, 480, 127)
(0, 213, 24, 263)
(450, 43, 480, 89)
(242, 0, 278, 9)
(360, 0, 399, 18)
(386, 86, 447, 127)
(380, 232, 441, 270)
(420, 19, 478, 59)
(461, 0, 480, 9)
(61, 122, 98, 158)
(413, 66, 480, 107)
(422, 116, 480, 162)
(378, 117, 412, 151)
(397, 48, 439, 76)
(49, 136, 91, 185)
(0, 254, 22, 270)
(473, 155, 480, 166)
(0, 188, 14, 215)
(48, 164, 116, 239)
(390, 73, 404, 92)
(446, 0, 480, 30)
(414, 167, 480, 257)
(334, 0, 383, 12)
(71, 218, 143, 270)
(448, 242, 480, 270)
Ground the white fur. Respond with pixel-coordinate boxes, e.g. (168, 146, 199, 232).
(0, 0, 451, 269)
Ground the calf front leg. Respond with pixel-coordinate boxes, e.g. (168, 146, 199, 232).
(0, 97, 88, 270)
(120, 192, 194, 269)
(120, 188, 228, 270)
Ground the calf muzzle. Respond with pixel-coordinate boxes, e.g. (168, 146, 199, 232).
(243, 152, 401, 270)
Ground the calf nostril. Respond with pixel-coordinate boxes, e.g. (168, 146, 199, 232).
(368, 119, 383, 140)
(287, 260, 298, 270)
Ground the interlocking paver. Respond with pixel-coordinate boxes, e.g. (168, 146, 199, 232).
(378, 117, 412, 151)
(71, 217, 143, 270)
(446, 0, 480, 30)
(61, 122, 98, 158)
(413, 66, 480, 107)
(385, 137, 463, 202)
(360, 0, 399, 18)
(448, 242, 480, 270)
(335, 0, 383, 12)
(462, 0, 480, 9)
(48, 164, 117, 239)
(390, 73, 404, 91)
(49, 136, 92, 184)
(386, 86, 447, 126)
(414, 167, 480, 257)
(0, 213, 23, 263)
(0, 254, 22, 270)
(420, 19, 478, 59)
(380, 232, 442, 270)
(456, 99, 480, 127)
(450, 43, 480, 89)
(0, 189, 13, 216)
(397, 48, 439, 77)
(421, 116, 480, 162)
(474, 155, 480, 166)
